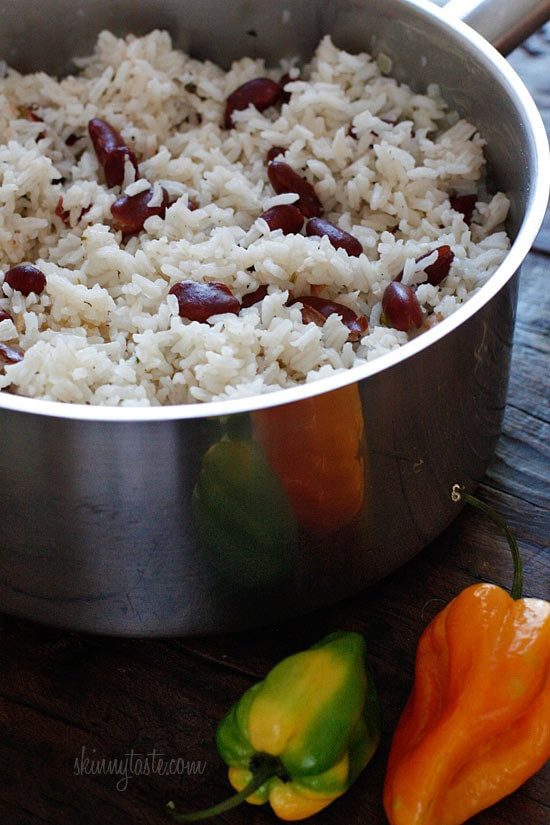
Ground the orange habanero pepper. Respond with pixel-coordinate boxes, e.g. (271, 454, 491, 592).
(252, 383, 365, 533)
(383, 487, 550, 825)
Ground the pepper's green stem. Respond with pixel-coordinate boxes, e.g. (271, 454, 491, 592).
(451, 484, 523, 600)
(167, 755, 283, 822)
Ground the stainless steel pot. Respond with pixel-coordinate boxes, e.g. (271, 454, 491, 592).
(0, 0, 548, 636)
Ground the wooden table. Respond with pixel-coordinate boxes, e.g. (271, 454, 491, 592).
(1, 24, 548, 825)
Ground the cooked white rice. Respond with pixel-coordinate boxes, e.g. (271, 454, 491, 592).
(0, 30, 510, 406)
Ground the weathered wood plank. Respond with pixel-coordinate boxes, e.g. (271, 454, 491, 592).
(508, 25, 550, 253)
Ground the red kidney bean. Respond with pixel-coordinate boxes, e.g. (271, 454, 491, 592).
(381, 281, 423, 332)
(111, 186, 169, 234)
(450, 193, 477, 226)
(296, 300, 326, 329)
(4, 264, 47, 296)
(0, 308, 13, 322)
(21, 106, 43, 123)
(266, 145, 286, 163)
(279, 72, 297, 104)
(20, 106, 46, 139)
(88, 117, 139, 188)
(169, 281, 240, 322)
(241, 284, 269, 308)
(259, 204, 304, 234)
(55, 197, 91, 228)
(418, 245, 455, 286)
(306, 217, 363, 257)
(0, 342, 23, 365)
(288, 295, 368, 342)
(224, 78, 283, 129)
(267, 160, 323, 218)
(55, 197, 71, 227)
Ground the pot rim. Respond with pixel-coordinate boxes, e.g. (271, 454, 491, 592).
(0, 0, 548, 423)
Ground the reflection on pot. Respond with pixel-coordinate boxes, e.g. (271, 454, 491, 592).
(191, 425, 297, 590)
(253, 383, 365, 533)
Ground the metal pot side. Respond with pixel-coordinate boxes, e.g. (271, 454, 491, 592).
(0, 1, 547, 635)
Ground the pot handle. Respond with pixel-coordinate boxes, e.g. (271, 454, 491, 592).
(443, 0, 550, 54)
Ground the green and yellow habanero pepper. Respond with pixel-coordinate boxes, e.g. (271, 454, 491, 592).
(170, 631, 380, 821)
(192, 433, 297, 589)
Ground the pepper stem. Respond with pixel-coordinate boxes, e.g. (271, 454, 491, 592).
(451, 484, 523, 600)
(167, 755, 283, 822)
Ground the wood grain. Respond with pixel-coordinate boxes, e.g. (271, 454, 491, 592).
(0, 23, 548, 825)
